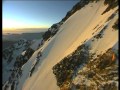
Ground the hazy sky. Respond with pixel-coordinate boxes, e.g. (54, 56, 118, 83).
(3, 0, 79, 33)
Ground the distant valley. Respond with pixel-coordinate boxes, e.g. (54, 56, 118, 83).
(2, 32, 44, 49)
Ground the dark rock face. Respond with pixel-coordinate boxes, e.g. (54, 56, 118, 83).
(107, 10, 117, 22)
(72, 49, 118, 90)
(42, 30, 51, 41)
(42, 22, 61, 41)
(52, 44, 90, 87)
(93, 25, 107, 40)
(112, 20, 118, 30)
(87, 71, 96, 78)
(14, 48, 34, 69)
(53, 44, 118, 90)
(97, 49, 116, 69)
(102, 0, 118, 15)
(29, 50, 42, 77)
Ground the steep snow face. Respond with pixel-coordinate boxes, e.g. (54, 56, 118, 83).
(16, 1, 118, 90)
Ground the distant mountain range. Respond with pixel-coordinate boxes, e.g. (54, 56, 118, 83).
(3, 32, 44, 41)
(2, 32, 44, 49)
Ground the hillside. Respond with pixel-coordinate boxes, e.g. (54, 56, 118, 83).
(2, 0, 118, 90)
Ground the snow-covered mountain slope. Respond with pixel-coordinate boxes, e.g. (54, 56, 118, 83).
(2, 0, 118, 90)
(21, 1, 118, 90)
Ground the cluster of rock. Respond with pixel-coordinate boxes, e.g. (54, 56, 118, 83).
(112, 20, 118, 30)
(42, 22, 62, 41)
(102, 0, 118, 15)
(58, 48, 118, 90)
(93, 25, 107, 40)
(52, 44, 90, 87)
(14, 48, 34, 69)
(29, 50, 42, 77)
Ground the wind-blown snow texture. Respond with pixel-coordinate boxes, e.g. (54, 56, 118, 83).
(2, 0, 118, 90)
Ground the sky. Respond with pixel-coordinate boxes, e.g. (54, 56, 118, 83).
(2, 0, 79, 33)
